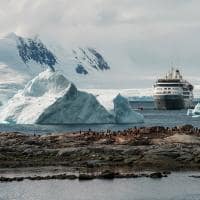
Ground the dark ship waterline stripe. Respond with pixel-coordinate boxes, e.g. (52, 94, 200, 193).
(154, 95, 185, 110)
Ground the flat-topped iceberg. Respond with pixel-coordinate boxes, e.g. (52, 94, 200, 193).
(0, 70, 144, 124)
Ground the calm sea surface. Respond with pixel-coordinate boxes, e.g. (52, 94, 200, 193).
(0, 172, 200, 200)
(0, 102, 199, 134)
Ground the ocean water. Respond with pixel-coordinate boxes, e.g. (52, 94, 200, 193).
(0, 102, 199, 134)
(0, 172, 200, 200)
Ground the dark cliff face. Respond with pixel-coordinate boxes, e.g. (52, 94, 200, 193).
(17, 37, 57, 71)
(73, 47, 110, 75)
(87, 48, 110, 70)
(16, 35, 109, 75)
(76, 64, 88, 75)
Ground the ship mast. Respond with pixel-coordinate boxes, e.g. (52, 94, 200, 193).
(166, 67, 183, 80)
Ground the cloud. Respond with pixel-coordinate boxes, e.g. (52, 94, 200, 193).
(0, 0, 200, 87)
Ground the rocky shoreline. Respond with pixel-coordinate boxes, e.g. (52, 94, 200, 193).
(0, 125, 200, 181)
(0, 171, 170, 182)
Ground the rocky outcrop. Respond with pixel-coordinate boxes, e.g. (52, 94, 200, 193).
(0, 171, 169, 182)
(17, 36, 56, 71)
(0, 125, 200, 172)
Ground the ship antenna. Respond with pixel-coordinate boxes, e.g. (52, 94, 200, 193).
(171, 61, 174, 70)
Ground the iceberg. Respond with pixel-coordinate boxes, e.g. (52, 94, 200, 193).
(193, 103, 200, 115)
(94, 93, 144, 123)
(36, 83, 115, 124)
(0, 33, 113, 105)
(187, 103, 200, 118)
(113, 94, 144, 123)
(0, 70, 144, 124)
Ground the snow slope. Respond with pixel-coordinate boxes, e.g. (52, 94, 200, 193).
(0, 33, 111, 104)
(0, 70, 144, 124)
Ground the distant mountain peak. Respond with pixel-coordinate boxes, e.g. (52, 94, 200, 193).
(16, 36, 56, 72)
(87, 48, 110, 70)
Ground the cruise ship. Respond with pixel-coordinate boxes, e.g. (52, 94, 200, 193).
(153, 68, 194, 110)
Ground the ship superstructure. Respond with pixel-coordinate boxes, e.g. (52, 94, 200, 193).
(153, 68, 193, 110)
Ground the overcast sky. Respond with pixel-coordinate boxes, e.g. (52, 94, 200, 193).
(0, 0, 200, 88)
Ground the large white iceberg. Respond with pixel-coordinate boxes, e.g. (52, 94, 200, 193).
(0, 70, 144, 124)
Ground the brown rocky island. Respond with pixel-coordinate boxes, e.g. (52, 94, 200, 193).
(0, 125, 200, 181)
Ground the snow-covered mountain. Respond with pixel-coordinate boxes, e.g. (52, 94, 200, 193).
(0, 32, 111, 104)
(0, 70, 144, 124)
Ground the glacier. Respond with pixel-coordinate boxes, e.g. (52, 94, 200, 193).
(0, 70, 144, 124)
